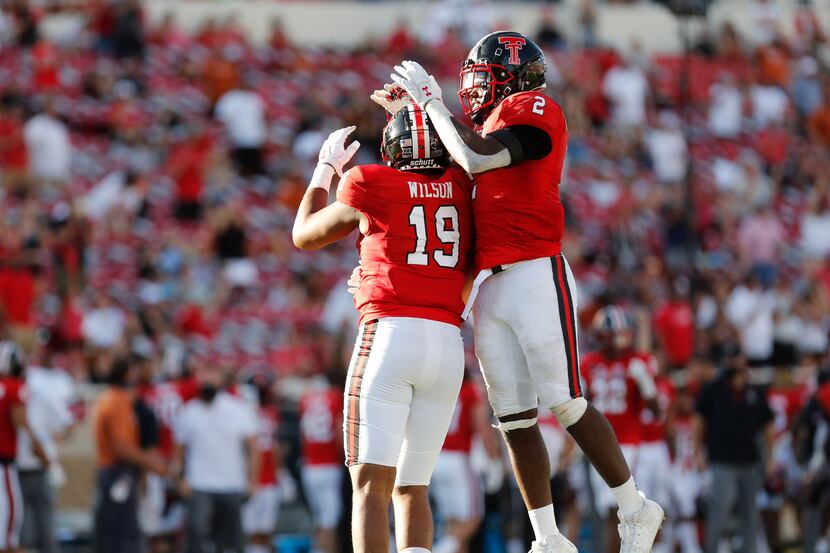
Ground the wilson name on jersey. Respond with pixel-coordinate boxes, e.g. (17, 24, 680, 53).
(337, 164, 473, 327)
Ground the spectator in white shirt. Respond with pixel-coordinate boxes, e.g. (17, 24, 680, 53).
(82, 291, 127, 350)
(726, 274, 776, 365)
(646, 110, 687, 184)
(709, 73, 743, 138)
(737, 205, 786, 287)
(22, 98, 72, 185)
(175, 365, 259, 553)
(215, 79, 267, 176)
(17, 364, 75, 553)
(800, 196, 830, 260)
(749, 0, 782, 46)
(751, 81, 789, 128)
(602, 56, 648, 128)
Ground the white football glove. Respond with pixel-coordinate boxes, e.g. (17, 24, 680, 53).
(318, 125, 360, 176)
(390, 60, 442, 108)
(370, 84, 412, 117)
(347, 264, 361, 296)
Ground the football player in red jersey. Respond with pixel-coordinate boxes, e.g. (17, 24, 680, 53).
(293, 106, 473, 553)
(581, 307, 660, 553)
(242, 374, 283, 553)
(299, 374, 344, 553)
(385, 31, 664, 553)
(637, 364, 675, 553)
(431, 371, 501, 553)
(666, 386, 703, 553)
(0, 341, 47, 553)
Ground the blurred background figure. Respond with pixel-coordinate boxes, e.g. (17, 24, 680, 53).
(299, 372, 344, 553)
(17, 354, 76, 553)
(695, 356, 774, 553)
(174, 365, 258, 553)
(92, 356, 166, 553)
(241, 373, 284, 553)
(431, 370, 501, 553)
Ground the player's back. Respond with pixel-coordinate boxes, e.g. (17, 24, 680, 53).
(580, 351, 648, 445)
(337, 164, 473, 326)
(299, 387, 342, 466)
(474, 91, 568, 270)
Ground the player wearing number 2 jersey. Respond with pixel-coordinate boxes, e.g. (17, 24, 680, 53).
(293, 105, 472, 553)
(388, 31, 663, 553)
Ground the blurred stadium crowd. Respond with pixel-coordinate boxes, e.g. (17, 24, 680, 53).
(1, 0, 830, 552)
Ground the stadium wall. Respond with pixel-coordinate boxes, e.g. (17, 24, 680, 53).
(135, 0, 830, 53)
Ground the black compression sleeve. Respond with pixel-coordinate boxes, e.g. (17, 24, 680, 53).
(489, 125, 553, 165)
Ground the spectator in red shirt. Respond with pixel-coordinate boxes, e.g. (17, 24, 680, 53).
(0, 93, 29, 194)
(167, 127, 213, 222)
(654, 277, 695, 370)
(387, 21, 415, 54)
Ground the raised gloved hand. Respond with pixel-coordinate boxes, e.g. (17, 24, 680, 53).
(390, 60, 442, 108)
(318, 126, 360, 176)
(370, 83, 411, 117)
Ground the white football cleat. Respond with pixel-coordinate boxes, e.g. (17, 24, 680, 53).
(529, 533, 578, 553)
(617, 492, 665, 553)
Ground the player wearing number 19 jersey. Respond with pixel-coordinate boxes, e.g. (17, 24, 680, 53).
(293, 104, 472, 553)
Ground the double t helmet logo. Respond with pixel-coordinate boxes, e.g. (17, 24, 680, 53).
(498, 36, 526, 65)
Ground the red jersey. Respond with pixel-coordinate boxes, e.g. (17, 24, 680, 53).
(141, 377, 199, 458)
(475, 91, 569, 270)
(581, 351, 656, 445)
(443, 380, 482, 453)
(255, 405, 280, 486)
(653, 301, 695, 367)
(768, 385, 807, 441)
(671, 414, 697, 473)
(641, 375, 675, 443)
(0, 377, 26, 459)
(299, 387, 343, 466)
(337, 164, 473, 326)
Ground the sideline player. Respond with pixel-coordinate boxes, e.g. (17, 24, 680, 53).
(384, 31, 664, 553)
(0, 341, 48, 553)
(292, 106, 473, 553)
(431, 370, 501, 553)
(638, 361, 674, 553)
(300, 373, 344, 553)
(243, 374, 282, 553)
(580, 307, 659, 553)
(666, 386, 702, 553)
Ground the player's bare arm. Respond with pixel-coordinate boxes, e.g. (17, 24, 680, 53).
(292, 126, 365, 250)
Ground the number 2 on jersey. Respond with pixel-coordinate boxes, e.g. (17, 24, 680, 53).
(407, 205, 460, 268)
(532, 96, 545, 115)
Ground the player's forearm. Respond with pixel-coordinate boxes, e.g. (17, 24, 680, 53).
(293, 164, 337, 249)
(425, 101, 510, 174)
